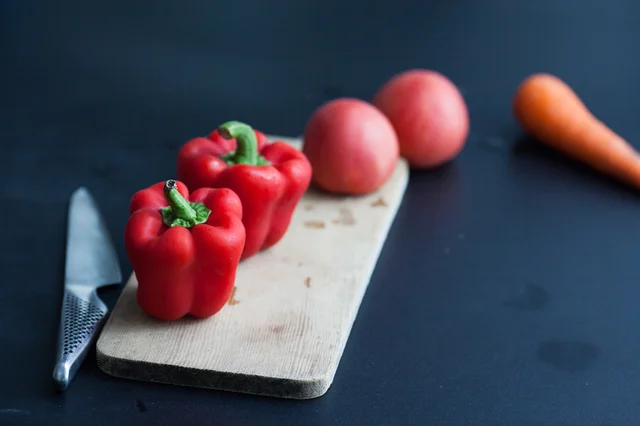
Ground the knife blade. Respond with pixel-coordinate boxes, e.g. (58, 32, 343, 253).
(52, 187, 122, 392)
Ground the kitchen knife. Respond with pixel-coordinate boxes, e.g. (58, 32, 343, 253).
(52, 187, 122, 392)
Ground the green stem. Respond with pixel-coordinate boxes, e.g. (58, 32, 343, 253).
(217, 120, 270, 166)
(161, 180, 211, 228)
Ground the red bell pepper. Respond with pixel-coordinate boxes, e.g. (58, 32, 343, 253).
(124, 179, 245, 321)
(177, 120, 312, 260)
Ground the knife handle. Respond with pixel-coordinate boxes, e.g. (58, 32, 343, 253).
(52, 288, 108, 392)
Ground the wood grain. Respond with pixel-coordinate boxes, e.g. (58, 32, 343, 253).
(96, 135, 409, 399)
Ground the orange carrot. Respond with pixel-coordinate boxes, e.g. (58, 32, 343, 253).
(513, 73, 640, 189)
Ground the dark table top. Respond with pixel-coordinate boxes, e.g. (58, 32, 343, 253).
(3, 1, 640, 424)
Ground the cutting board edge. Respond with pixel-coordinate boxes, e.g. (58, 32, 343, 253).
(309, 166, 409, 393)
(95, 342, 333, 399)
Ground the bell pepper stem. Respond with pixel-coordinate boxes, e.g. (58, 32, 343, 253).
(161, 180, 211, 228)
(217, 120, 270, 166)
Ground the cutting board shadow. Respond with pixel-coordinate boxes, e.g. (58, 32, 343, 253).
(96, 135, 409, 399)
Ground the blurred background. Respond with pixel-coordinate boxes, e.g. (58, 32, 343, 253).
(4, 0, 639, 235)
(4, 0, 638, 143)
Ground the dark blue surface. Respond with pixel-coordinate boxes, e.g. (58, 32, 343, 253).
(3, 1, 640, 424)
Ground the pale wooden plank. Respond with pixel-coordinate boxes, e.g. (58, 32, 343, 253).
(96, 135, 409, 399)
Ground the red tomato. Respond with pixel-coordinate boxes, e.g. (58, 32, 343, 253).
(302, 98, 399, 195)
(373, 69, 469, 169)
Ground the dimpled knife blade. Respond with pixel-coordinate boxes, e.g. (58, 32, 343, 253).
(52, 187, 122, 392)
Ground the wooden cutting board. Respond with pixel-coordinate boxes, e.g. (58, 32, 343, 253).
(96, 135, 409, 399)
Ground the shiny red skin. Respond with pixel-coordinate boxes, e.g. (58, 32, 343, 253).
(125, 180, 245, 321)
(177, 130, 312, 260)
